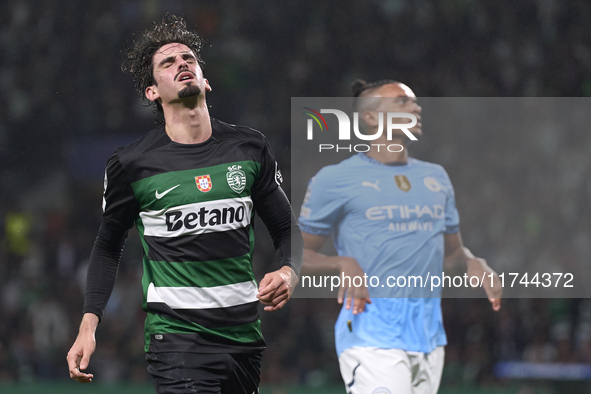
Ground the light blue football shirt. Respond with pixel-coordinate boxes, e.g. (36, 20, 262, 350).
(299, 153, 460, 354)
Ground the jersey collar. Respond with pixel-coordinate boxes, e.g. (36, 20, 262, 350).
(358, 152, 411, 167)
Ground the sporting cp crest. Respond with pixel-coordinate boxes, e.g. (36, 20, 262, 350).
(226, 164, 247, 193)
(195, 175, 212, 192)
(394, 175, 411, 192)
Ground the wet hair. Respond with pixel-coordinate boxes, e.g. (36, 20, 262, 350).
(351, 79, 401, 112)
(122, 15, 205, 123)
(351, 79, 401, 97)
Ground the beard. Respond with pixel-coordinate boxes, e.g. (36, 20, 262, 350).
(178, 84, 201, 98)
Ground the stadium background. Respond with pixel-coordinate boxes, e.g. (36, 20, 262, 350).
(1, 1, 591, 393)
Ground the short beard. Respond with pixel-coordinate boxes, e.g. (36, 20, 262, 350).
(178, 84, 201, 98)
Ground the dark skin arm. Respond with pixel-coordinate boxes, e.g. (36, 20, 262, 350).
(444, 232, 502, 311)
(302, 232, 371, 314)
(303, 231, 502, 313)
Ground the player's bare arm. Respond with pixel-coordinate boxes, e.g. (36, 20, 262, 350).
(444, 232, 502, 311)
(66, 313, 99, 383)
(302, 232, 371, 314)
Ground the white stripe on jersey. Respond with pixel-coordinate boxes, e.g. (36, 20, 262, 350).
(147, 281, 258, 309)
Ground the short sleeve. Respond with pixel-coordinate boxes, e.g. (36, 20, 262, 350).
(298, 168, 345, 236)
(252, 134, 282, 200)
(102, 153, 139, 230)
(442, 170, 460, 234)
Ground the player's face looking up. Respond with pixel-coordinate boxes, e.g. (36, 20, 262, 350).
(361, 83, 423, 140)
(147, 43, 211, 105)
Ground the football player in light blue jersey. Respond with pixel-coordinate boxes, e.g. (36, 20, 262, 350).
(299, 80, 502, 394)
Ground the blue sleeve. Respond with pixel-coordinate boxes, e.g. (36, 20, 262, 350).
(442, 169, 460, 234)
(298, 167, 344, 236)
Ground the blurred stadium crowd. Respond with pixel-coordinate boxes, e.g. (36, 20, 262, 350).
(1, 0, 591, 391)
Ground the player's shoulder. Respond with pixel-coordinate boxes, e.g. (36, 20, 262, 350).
(110, 124, 168, 167)
(409, 157, 444, 170)
(314, 154, 361, 179)
(409, 158, 449, 177)
(308, 155, 366, 193)
(212, 118, 268, 147)
(409, 158, 454, 193)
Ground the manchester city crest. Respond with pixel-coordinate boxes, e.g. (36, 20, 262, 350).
(423, 176, 442, 192)
(226, 164, 247, 193)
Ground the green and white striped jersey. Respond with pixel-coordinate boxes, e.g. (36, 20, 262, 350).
(101, 118, 282, 353)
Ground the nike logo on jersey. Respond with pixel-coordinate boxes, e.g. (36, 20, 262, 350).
(362, 180, 381, 191)
(155, 184, 180, 199)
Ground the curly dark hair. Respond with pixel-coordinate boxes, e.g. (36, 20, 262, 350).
(122, 15, 205, 123)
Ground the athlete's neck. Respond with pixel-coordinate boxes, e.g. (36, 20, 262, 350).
(163, 101, 212, 144)
(365, 138, 409, 164)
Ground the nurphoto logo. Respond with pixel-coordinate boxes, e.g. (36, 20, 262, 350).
(302, 107, 418, 153)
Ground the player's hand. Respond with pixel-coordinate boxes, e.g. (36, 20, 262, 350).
(257, 266, 298, 312)
(467, 258, 502, 312)
(337, 257, 372, 315)
(66, 313, 98, 383)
